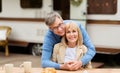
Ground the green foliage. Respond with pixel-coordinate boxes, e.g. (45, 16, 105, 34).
(70, 0, 83, 7)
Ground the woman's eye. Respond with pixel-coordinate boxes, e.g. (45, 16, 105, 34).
(73, 30, 76, 33)
(66, 31, 70, 33)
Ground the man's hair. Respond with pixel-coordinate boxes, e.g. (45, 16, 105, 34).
(45, 11, 63, 26)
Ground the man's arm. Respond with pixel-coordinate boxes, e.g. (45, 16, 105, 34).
(79, 24, 96, 65)
(41, 30, 60, 69)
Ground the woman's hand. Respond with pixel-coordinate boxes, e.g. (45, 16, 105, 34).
(60, 60, 82, 71)
(66, 60, 82, 71)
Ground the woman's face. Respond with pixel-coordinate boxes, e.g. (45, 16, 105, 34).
(66, 27, 78, 44)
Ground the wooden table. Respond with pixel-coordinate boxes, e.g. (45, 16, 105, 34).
(0, 67, 120, 73)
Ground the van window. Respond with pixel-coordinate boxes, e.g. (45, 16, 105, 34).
(88, 0, 117, 14)
(53, 0, 62, 10)
(0, 0, 1, 12)
(53, 0, 70, 20)
(20, 0, 42, 8)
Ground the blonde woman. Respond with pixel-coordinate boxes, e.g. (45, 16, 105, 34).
(52, 22, 92, 70)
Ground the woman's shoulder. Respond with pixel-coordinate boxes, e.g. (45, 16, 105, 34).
(53, 43, 65, 51)
(54, 42, 63, 46)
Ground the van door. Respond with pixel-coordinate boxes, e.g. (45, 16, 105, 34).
(70, 0, 87, 27)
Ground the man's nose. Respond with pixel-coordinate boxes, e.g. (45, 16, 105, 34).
(58, 27, 62, 31)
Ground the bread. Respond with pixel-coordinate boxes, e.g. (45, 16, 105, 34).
(42, 67, 56, 73)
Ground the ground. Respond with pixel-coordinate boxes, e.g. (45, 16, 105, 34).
(0, 46, 120, 68)
(0, 52, 40, 67)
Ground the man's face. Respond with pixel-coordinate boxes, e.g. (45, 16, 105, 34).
(49, 17, 65, 36)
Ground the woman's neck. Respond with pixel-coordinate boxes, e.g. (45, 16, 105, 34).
(67, 42, 76, 48)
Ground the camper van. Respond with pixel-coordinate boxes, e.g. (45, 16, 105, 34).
(0, 0, 120, 55)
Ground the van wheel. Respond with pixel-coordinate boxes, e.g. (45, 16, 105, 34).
(28, 43, 42, 56)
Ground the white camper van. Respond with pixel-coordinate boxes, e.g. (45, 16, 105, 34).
(0, 0, 120, 55)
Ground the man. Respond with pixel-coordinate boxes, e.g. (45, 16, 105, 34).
(41, 11, 96, 70)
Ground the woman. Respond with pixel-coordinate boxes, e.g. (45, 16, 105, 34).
(52, 22, 92, 70)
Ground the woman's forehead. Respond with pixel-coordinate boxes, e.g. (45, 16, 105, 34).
(66, 27, 77, 31)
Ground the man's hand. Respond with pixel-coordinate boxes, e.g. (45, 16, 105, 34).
(60, 61, 82, 71)
(60, 62, 71, 70)
(66, 60, 82, 71)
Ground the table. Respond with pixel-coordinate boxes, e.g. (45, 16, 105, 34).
(0, 67, 120, 73)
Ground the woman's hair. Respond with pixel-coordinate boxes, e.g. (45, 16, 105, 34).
(45, 11, 63, 26)
(61, 22, 83, 47)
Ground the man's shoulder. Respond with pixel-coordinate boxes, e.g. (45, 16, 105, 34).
(45, 30, 56, 37)
(63, 20, 75, 23)
(54, 43, 65, 48)
(63, 20, 81, 26)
